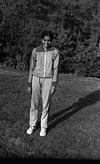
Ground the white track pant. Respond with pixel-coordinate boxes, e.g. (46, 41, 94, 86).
(29, 76, 52, 129)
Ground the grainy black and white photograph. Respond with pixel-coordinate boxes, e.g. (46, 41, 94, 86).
(0, 0, 100, 161)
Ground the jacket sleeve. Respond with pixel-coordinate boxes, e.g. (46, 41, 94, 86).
(28, 48, 36, 83)
(52, 49, 59, 83)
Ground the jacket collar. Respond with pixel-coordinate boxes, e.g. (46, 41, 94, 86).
(36, 44, 55, 52)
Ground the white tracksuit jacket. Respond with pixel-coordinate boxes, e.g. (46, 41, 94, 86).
(28, 44, 59, 83)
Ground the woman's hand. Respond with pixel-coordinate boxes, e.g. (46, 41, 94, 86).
(27, 86, 31, 93)
(51, 86, 55, 95)
(27, 82, 32, 94)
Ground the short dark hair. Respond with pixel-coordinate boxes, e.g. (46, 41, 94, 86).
(41, 30, 54, 41)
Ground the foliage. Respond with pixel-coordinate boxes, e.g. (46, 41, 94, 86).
(0, 0, 100, 77)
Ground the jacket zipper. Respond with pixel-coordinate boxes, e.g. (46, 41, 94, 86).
(43, 50, 46, 77)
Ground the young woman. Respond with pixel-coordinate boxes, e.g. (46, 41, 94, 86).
(26, 30, 59, 136)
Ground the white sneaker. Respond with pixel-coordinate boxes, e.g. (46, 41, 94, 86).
(26, 126, 35, 135)
(40, 128, 46, 136)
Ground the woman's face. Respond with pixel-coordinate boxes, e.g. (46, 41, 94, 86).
(41, 36, 51, 50)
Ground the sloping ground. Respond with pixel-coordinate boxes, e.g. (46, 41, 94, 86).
(0, 70, 100, 159)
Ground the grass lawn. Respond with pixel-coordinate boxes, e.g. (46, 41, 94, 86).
(0, 69, 100, 160)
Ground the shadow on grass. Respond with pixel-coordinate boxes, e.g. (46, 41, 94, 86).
(48, 89, 100, 131)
